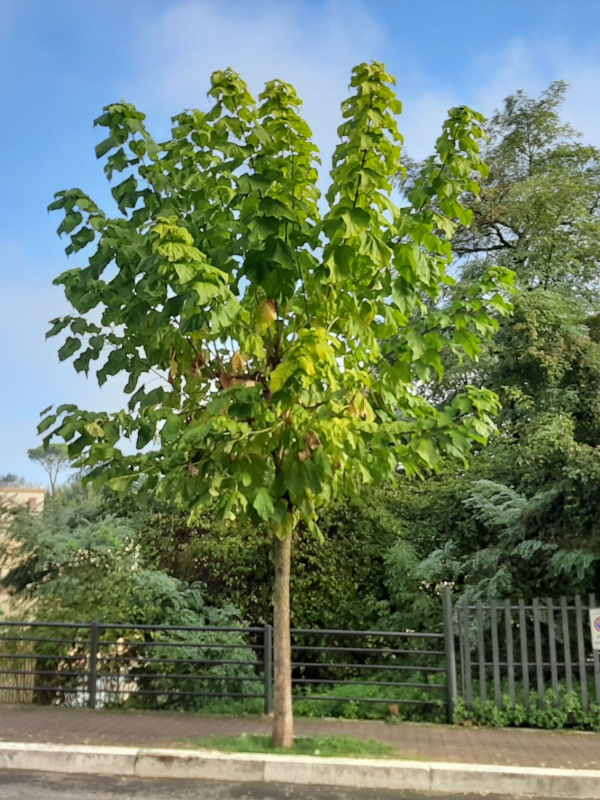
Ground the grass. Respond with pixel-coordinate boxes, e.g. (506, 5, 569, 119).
(190, 733, 399, 758)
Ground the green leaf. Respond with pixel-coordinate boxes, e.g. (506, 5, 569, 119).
(341, 208, 370, 237)
(236, 173, 271, 194)
(162, 414, 183, 442)
(414, 438, 440, 467)
(453, 328, 480, 359)
(259, 196, 295, 221)
(68, 226, 95, 253)
(106, 474, 137, 493)
(136, 422, 155, 449)
(174, 263, 198, 283)
(194, 282, 220, 304)
(38, 415, 57, 434)
(405, 330, 426, 359)
(58, 337, 82, 360)
(84, 420, 105, 438)
(252, 487, 274, 521)
(46, 318, 71, 339)
(58, 211, 83, 235)
(95, 135, 119, 158)
(73, 348, 98, 374)
(325, 245, 354, 279)
(140, 387, 166, 407)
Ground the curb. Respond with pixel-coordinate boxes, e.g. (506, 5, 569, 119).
(1, 742, 600, 798)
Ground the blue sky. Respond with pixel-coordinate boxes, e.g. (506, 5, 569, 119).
(2, 0, 600, 486)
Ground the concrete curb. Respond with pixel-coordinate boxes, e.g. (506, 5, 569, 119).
(1, 742, 600, 798)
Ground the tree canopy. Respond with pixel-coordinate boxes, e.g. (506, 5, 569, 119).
(27, 444, 71, 495)
(42, 63, 509, 529)
(405, 82, 600, 601)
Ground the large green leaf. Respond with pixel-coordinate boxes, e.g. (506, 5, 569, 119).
(252, 487, 274, 521)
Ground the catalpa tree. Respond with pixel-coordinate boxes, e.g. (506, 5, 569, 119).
(42, 62, 512, 746)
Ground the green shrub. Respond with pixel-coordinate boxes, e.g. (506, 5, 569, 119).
(455, 684, 600, 732)
(293, 673, 446, 723)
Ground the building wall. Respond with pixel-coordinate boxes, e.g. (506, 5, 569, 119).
(0, 487, 46, 614)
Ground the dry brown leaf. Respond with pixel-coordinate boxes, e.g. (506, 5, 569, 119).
(220, 372, 237, 389)
(305, 432, 321, 450)
(231, 350, 247, 372)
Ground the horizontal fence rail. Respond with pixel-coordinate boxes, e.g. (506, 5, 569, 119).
(456, 593, 600, 713)
(0, 619, 449, 718)
(289, 626, 447, 713)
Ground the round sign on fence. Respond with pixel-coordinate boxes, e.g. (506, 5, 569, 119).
(590, 608, 600, 651)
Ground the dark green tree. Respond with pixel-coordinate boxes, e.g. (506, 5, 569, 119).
(400, 84, 600, 601)
(455, 80, 600, 299)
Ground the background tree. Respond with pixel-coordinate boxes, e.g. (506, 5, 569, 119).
(41, 62, 510, 746)
(135, 486, 405, 631)
(0, 474, 25, 486)
(27, 444, 71, 495)
(397, 83, 600, 601)
(454, 80, 600, 298)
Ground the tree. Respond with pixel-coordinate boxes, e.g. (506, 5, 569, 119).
(27, 444, 71, 495)
(454, 81, 600, 299)
(0, 474, 25, 486)
(400, 84, 600, 601)
(41, 62, 511, 746)
(0, 483, 257, 711)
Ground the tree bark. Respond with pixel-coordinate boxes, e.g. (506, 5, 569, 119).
(272, 532, 293, 748)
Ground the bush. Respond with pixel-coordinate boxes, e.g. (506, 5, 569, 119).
(293, 673, 447, 723)
(455, 685, 600, 732)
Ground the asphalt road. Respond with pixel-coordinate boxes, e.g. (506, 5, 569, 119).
(0, 772, 517, 799)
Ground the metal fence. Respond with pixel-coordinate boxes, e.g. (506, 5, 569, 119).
(0, 613, 450, 717)
(455, 593, 600, 711)
(7, 589, 597, 722)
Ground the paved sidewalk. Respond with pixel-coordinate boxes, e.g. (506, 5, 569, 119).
(1, 706, 599, 770)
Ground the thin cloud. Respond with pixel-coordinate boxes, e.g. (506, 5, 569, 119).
(469, 37, 600, 146)
(122, 0, 385, 168)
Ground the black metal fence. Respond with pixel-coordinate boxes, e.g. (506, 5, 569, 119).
(0, 615, 450, 717)
(289, 626, 448, 715)
(9, 589, 598, 722)
(0, 621, 266, 710)
(455, 593, 600, 711)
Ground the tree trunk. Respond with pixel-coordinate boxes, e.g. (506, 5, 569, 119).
(272, 532, 293, 748)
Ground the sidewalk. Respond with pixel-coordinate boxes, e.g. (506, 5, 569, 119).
(1, 705, 600, 770)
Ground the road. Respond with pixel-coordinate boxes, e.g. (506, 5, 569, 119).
(0, 772, 516, 799)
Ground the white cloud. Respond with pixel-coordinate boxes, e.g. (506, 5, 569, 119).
(397, 36, 600, 161)
(123, 0, 385, 170)
(468, 37, 600, 146)
(123, 2, 600, 166)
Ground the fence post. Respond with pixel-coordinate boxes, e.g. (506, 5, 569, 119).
(263, 624, 273, 716)
(589, 593, 600, 705)
(88, 622, 99, 710)
(441, 586, 457, 723)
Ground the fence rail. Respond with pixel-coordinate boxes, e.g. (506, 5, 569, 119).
(0, 617, 448, 716)
(456, 593, 600, 712)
